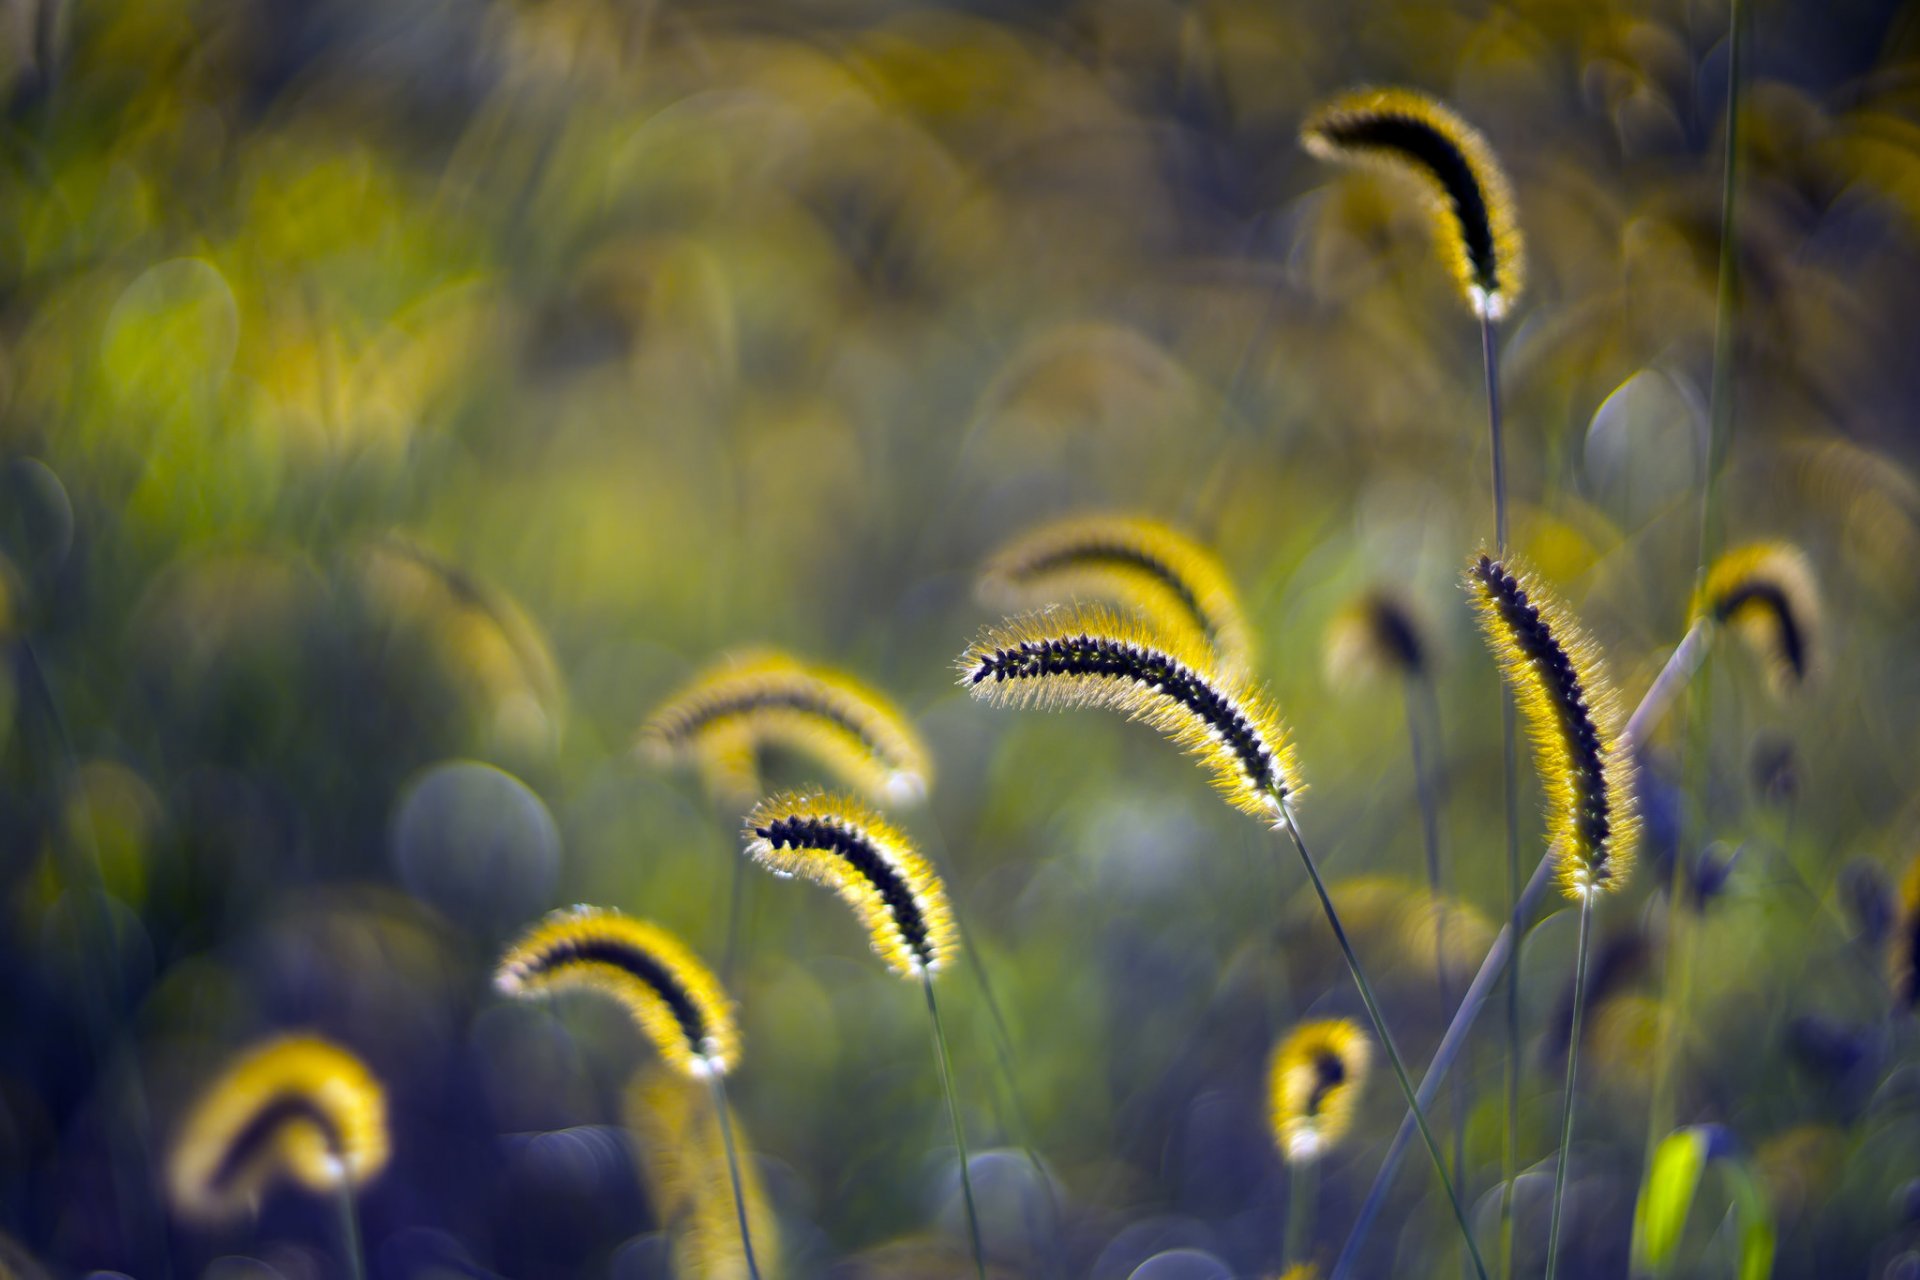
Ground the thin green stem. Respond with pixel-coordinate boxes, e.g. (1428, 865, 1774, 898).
(335, 1180, 367, 1280)
(925, 972, 988, 1280)
(1285, 1157, 1318, 1271)
(1545, 895, 1595, 1280)
(1275, 798, 1489, 1280)
(1700, 0, 1744, 574)
(1482, 313, 1508, 552)
(709, 1074, 764, 1280)
(721, 831, 751, 988)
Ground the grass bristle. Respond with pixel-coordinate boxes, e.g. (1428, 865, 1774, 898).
(1302, 86, 1525, 320)
(496, 906, 740, 1078)
(1466, 554, 1637, 899)
(956, 604, 1299, 819)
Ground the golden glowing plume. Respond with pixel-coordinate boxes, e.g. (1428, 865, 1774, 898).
(496, 906, 740, 1078)
(978, 512, 1254, 676)
(166, 1034, 389, 1223)
(1695, 542, 1821, 696)
(1467, 554, 1637, 898)
(640, 649, 931, 806)
(956, 604, 1298, 818)
(626, 1064, 781, 1280)
(742, 791, 956, 978)
(1302, 86, 1525, 320)
(1323, 588, 1432, 688)
(1269, 1019, 1372, 1163)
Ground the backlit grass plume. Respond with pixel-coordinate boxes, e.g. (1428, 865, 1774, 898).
(1323, 588, 1431, 689)
(496, 906, 741, 1078)
(742, 791, 956, 977)
(956, 605, 1298, 818)
(167, 1033, 388, 1248)
(641, 649, 932, 806)
(1271, 1019, 1372, 1164)
(1467, 554, 1637, 899)
(1694, 541, 1821, 696)
(743, 791, 981, 1279)
(978, 512, 1254, 676)
(1301, 86, 1524, 321)
(627, 1065, 781, 1280)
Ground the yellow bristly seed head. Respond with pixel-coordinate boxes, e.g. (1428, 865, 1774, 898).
(639, 649, 930, 807)
(1694, 542, 1821, 696)
(496, 907, 740, 1078)
(626, 1065, 781, 1280)
(1270, 1019, 1371, 1164)
(956, 604, 1299, 819)
(1894, 854, 1920, 1009)
(1323, 588, 1432, 689)
(978, 512, 1255, 678)
(1302, 86, 1525, 320)
(1467, 554, 1637, 899)
(743, 791, 957, 979)
(166, 1034, 389, 1224)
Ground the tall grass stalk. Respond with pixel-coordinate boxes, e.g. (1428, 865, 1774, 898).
(1273, 795, 1490, 1280)
(1335, 628, 1697, 1279)
(1285, 1157, 1318, 1271)
(709, 1074, 764, 1280)
(336, 1180, 368, 1280)
(1544, 894, 1595, 1280)
(925, 971, 989, 1280)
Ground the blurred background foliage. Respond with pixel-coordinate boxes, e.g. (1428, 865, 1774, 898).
(2, 0, 1920, 1275)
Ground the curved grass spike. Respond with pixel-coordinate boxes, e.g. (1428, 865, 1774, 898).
(167, 1035, 387, 1278)
(641, 649, 932, 808)
(1467, 555, 1638, 899)
(960, 610, 1484, 1275)
(956, 605, 1298, 819)
(497, 908, 760, 1278)
(1272, 1018, 1371, 1272)
(743, 791, 957, 978)
(1694, 541, 1820, 696)
(1301, 87, 1524, 321)
(743, 792, 981, 1280)
(1322, 589, 1429, 689)
(496, 906, 741, 1078)
(978, 512, 1255, 677)
(1271, 1019, 1372, 1164)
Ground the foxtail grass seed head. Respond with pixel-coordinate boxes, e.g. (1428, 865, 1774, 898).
(1467, 554, 1637, 899)
(167, 1034, 389, 1224)
(1270, 1019, 1372, 1163)
(626, 1065, 780, 1280)
(956, 604, 1299, 820)
(1302, 86, 1525, 320)
(744, 791, 957, 978)
(640, 649, 931, 806)
(978, 512, 1255, 677)
(496, 906, 740, 1078)
(1323, 587, 1432, 689)
(1694, 542, 1821, 696)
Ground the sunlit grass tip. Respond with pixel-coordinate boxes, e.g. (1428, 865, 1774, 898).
(1301, 86, 1525, 321)
(1270, 1019, 1372, 1164)
(743, 790, 957, 978)
(1466, 554, 1637, 899)
(496, 906, 741, 1078)
(166, 1033, 389, 1224)
(956, 604, 1299, 819)
(1323, 587, 1432, 689)
(1694, 541, 1821, 696)
(640, 649, 931, 806)
(978, 511, 1255, 677)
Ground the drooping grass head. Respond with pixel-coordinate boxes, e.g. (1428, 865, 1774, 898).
(1302, 86, 1525, 321)
(1695, 542, 1821, 697)
(743, 790, 957, 979)
(640, 649, 931, 807)
(978, 511, 1255, 678)
(1467, 554, 1637, 899)
(167, 1034, 389, 1223)
(1323, 587, 1432, 689)
(496, 906, 740, 1078)
(956, 604, 1299, 819)
(1270, 1019, 1372, 1163)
